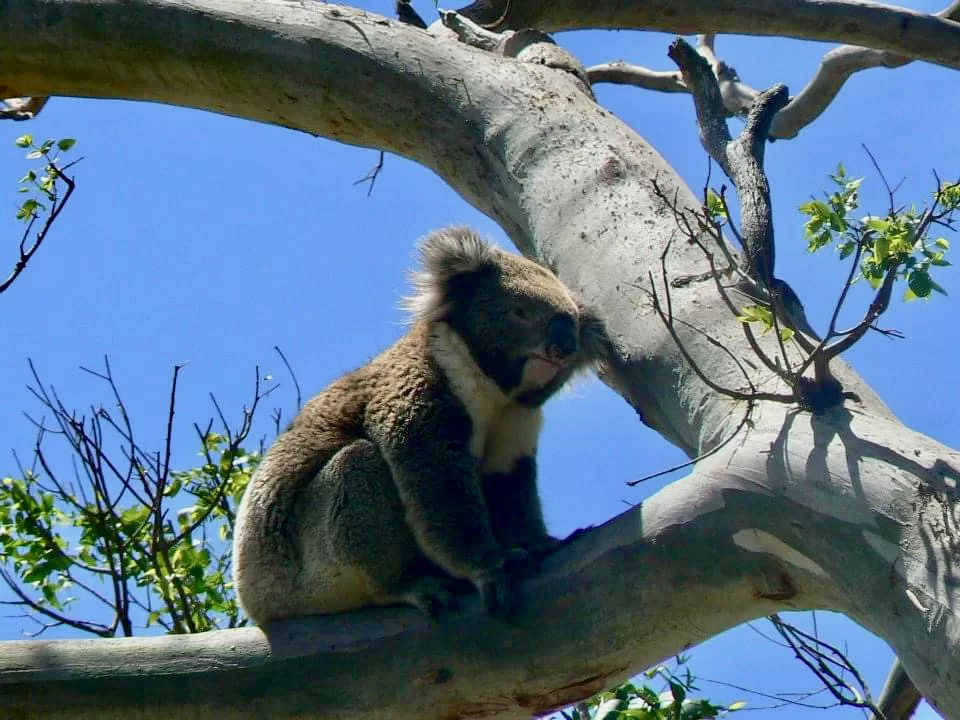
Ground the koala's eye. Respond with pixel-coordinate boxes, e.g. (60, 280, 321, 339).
(511, 306, 529, 320)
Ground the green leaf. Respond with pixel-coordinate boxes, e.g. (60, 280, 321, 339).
(14, 134, 33, 148)
(56, 138, 77, 151)
(728, 701, 747, 711)
(779, 327, 795, 342)
(873, 234, 890, 265)
(16, 198, 43, 220)
(704, 189, 727, 220)
(907, 269, 934, 299)
(864, 217, 890, 233)
(799, 200, 830, 219)
(669, 681, 686, 704)
(837, 241, 856, 260)
(828, 212, 847, 232)
(25, 150, 43, 160)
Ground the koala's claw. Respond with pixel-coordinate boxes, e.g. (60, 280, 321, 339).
(478, 572, 509, 617)
(402, 576, 459, 621)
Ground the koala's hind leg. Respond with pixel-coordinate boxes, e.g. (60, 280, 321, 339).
(304, 439, 458, 617)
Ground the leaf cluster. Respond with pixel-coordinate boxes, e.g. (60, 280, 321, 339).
(559, 656, 743, 720)
(0, 433, 256, 636)
(2, 134, 79, 295)
(13, 135, 76, 222)
(0, 359, 275, 637)
(799, 164, 956, 301)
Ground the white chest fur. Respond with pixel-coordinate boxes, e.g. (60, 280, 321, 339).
(430, 323, 544, 475)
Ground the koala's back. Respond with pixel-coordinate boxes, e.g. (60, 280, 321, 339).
(233, 323, 472, 621)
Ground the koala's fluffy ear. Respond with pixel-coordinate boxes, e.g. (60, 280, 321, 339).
(404, 226, 496, 322)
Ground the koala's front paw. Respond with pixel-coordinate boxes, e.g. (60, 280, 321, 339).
(470, 551, 512, 618)
(525, 535, 563, 560)
(401, 576, 459, 621)
(475, 567, 510, 617)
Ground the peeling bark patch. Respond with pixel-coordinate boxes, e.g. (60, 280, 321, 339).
(862, 530, 901, 566)
(732, 529, 828, 578)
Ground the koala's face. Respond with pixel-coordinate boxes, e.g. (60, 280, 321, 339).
(444, 251, 584, 406)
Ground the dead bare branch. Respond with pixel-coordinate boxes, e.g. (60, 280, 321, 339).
(770, 614, 882, 716)
(586, 62, 686, 92)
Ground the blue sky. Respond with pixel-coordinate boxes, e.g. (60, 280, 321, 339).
(0, 1, 956, 717)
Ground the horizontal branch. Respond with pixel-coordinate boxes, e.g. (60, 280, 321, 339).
(5, 407, 959, 717)
(0, 455, 849, 718)
(586, 63, 687, 93)
(456, 0, 960, 70)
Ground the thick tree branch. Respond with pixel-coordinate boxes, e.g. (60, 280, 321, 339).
(4, 409, 958, 718)
(456, 0, 960, 69)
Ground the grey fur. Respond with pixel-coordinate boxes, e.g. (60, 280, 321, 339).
(232, 227, 610, 623)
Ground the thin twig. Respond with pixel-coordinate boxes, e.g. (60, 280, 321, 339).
(274, 346, 302, 411)
(0, 158, 78, 294)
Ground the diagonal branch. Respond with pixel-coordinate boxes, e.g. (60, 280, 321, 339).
(590, 1, 960, 141)
(772, 0, 960, 138)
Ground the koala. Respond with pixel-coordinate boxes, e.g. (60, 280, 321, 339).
(232, 226, 609, 624)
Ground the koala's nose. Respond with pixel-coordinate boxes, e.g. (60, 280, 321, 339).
(546, 313, 578, 359)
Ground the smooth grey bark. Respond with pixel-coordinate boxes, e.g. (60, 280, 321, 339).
(458, 0, 960, 69)
(0, 1, 958, 718)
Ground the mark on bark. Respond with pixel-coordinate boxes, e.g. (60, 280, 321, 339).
(516, 664, 629, 714)
(442, 698, 512, 719)
(733, 528, 828, 578)
(598, 156, 625, 186)
(670, 270, 716, 287)
(756, 571, 797, 601)
(905, 588, 928, 612)
(417, 667, 453, 685)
